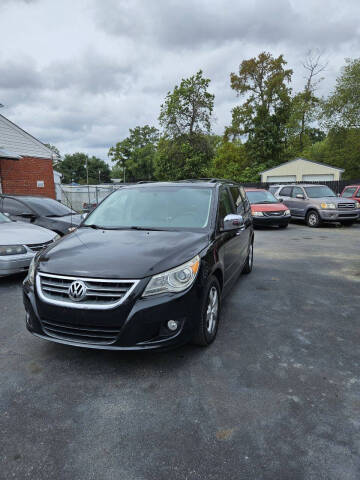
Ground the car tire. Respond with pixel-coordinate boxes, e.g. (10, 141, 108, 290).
(306, 210, 321, 228)
(242, 241, 254, 274)
(193, 276, 221, 347)
(278, 223, 288, 229)
(341, 221, 354, 227)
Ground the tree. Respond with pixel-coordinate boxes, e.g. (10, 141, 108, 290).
(108, 125, 159, 181)
(159, 70, 214, 137)
(155, 134, 213, 181)
(227, 52, 293, 167)
(322, 58, 360, 129)
(56, 152, 111, 184)
(44, 143, 61, 167)
(208, 140, 249, 181)
(156, 71, 215, 180)
(286, 51, 326, 155)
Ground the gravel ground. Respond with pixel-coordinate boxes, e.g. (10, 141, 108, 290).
(1, 222, 360, 480)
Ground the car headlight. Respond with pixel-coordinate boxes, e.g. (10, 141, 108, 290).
(27, 255, 38, 285)
(142, 255, 200, 297)
(320, 203, 336, 209)
(356, 201, 360, 208)
(0, 245, 27, 256)
(284, 209, 291, 216)
(252, 211, 264, 217)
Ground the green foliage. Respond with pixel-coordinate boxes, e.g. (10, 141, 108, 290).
(159, 70, 214, 137)
(228, 52, 292, 168)
(56, 152, 111, 184)
(322, 58, 360, 129)
(155, 135, 214, 181)
(302, 128, 360, 179)
(108, 125, 159, 182)
(155, 71, 215, 180)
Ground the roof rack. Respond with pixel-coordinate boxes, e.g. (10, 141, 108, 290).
(176, 178, 237, 184)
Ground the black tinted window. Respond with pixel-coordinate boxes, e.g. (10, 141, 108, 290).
(218, 188, 234, 226)
(229, 186, 245, 214)
(1, 198, 31, 215)
(279, 187, 292, 196)
(239, 186, 251, 211)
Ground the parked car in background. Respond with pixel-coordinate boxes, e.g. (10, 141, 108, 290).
(341, 185, 360, 202)
(245, 188, 291, 228)
(275, 184, 359, 227)
(23, 180, 254, 351)
(0, 195, 82, 235)
(0, 212, 58, 277)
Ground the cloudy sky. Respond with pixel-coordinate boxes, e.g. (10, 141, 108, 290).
(1, 0, 359, 162)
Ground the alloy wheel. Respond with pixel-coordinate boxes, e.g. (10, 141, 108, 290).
(206, 286, 219, 334)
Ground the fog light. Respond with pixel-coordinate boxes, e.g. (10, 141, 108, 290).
(167, 320, 178, 331)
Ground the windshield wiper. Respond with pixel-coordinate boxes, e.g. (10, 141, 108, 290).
(82, 224, 103, 229)
(129, 226, 166, 231)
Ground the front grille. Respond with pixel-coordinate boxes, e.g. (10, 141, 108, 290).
(36, 272, 139, 310)
(263, 211, 284, 217)
(27, 240, 53, 252)
(338, 203, 355, 209)
(41, 318, 120, 345)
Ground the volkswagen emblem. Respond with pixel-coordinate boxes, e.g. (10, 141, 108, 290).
(68, 280, 87, 302)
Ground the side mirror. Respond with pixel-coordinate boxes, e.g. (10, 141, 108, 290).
(222, 214, 245, 231)
(279, 198, 284, 202)
(81, 212, 88, 220)
(337, 193, 341, 197)
(3, 212, 10, 217)
(296, 194, 305, 199)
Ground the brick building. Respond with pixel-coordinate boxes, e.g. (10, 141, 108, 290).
(0, 114, 56, 198)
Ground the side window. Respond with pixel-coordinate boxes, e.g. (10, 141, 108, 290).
(292, 187, 304, 198)
(218, 188, 234, 228)
(229, 186, 245, 215)
(239, 186, 251, 212)
(2, 198, 31, 215)
(279, 186, 292, 197)
(342, 187, 356, 198)
(356, 188, 360, 198)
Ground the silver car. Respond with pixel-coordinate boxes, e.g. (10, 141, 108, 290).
(274, 184, 360, 227)
(0, 212, 58, 277)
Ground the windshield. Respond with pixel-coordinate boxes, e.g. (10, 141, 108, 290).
(84, 186, 213, 230)
(0, 212, 11, 223)
(25, 198, 76, 216)
(246, 190, 279, 204)
(304, 186, 336, 198)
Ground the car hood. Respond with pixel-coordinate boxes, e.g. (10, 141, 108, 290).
(46, 214, 82, 225)
(0, 221, 56, 245)
(38, 228, 209, 279)
(251, 203, 287, 212)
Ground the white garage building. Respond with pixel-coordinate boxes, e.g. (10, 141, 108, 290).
(261, 158, 344, 183)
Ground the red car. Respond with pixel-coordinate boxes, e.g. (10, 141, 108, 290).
(245, 188, 291, 228)
(341, 185, 360, 202)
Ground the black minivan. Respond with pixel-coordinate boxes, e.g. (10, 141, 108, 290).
(23, 180, 254, 350)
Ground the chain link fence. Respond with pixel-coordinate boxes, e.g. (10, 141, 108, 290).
(60, 184, 124, 212)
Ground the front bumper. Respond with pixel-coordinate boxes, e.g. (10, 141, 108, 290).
(319, 209, 359, 222)
(252, 215, 290, 226)
(23, 275, 203, 350)
(0, 252, 34, 277)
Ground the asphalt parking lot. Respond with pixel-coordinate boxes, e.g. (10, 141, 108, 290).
(1, 222, 360, 480)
